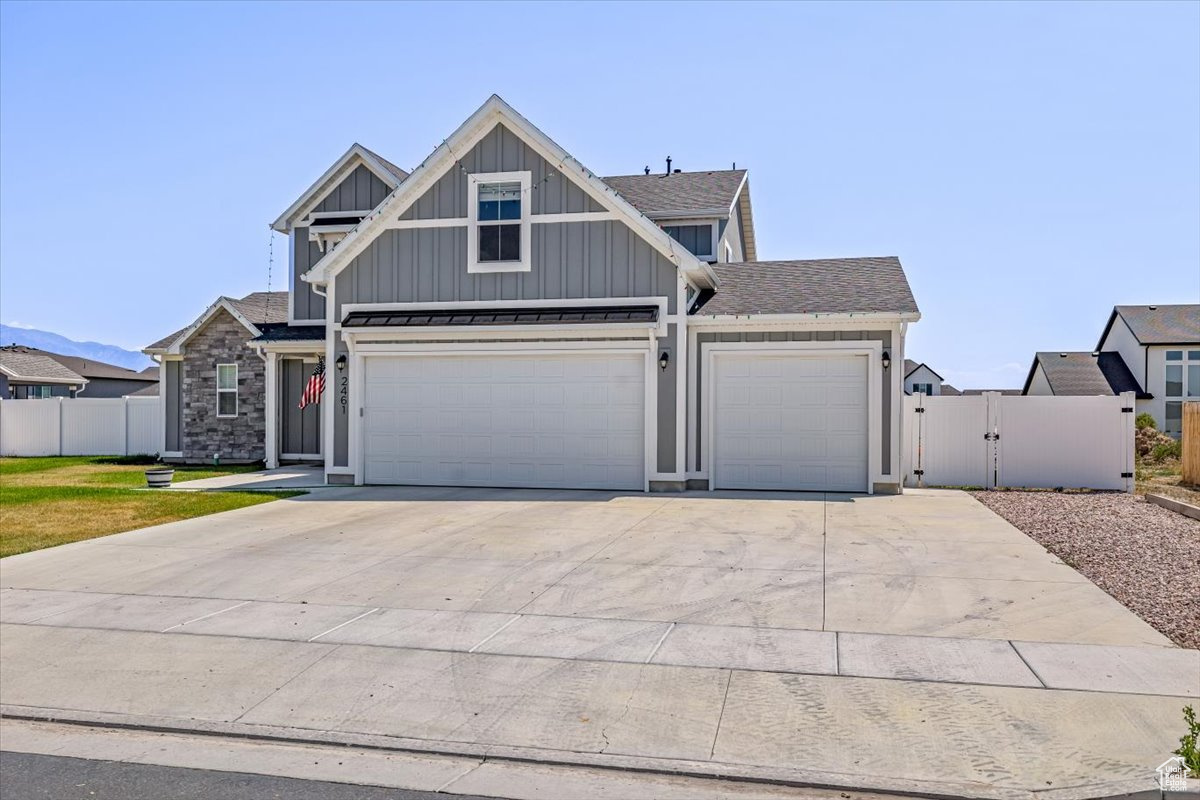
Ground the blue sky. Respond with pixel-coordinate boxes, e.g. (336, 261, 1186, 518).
(1, 0, 1197, 388)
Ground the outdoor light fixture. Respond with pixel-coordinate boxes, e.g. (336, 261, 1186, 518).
(881, 351, 891, 370)
(335, 354, 348, 371)
(659, 351, 670, 371)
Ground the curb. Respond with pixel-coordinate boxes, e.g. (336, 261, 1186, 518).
(0, 705, 1161, 800)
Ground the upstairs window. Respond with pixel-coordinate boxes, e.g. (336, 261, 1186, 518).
(468, 172, 531, 273)
(911, 383, 934, 396)
(662, 222, 716, 260)
(1163, 350, 1200, 437)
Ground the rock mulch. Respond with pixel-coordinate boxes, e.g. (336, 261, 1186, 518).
(970, 491, 1200, 649)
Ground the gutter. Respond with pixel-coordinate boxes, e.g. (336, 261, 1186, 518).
(687, 311, 922, 326)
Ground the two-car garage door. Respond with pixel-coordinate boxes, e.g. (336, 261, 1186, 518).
(711, 353, 869, 492)
(363, 354, 645, 490)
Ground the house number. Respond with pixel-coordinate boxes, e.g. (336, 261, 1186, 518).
(339, 376, 348, 415)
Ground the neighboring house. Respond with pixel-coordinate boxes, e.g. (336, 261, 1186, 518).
(1022, 304, 1199, 436)
(144, 95, 920, 493)
(0, 346, 158, 398)
(903, 359, 959, 395)
(0, 349, 86, 398)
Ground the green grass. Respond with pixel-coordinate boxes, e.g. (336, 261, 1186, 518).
(0, 456, 301, 558)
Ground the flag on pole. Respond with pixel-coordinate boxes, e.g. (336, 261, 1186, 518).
(298, 357, 326, 410)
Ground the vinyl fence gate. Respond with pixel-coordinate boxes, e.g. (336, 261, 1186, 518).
(903, 391, 1136, 492)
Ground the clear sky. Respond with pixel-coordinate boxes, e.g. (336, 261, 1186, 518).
(1, 0, 1197, 388)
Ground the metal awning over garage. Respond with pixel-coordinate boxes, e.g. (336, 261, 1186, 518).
(342, 305, 659, 328)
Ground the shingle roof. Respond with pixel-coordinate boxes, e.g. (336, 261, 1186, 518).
(360, 145, 409, 184)
(1104, 305, 1200, 346)
(145, 291, 290, 351)
(0, 346, 152, 382)
(126, 383, 160, 397)
(602, 170, 746, 218)
(693, 257, 919, 317)
(0, 349, 86, 384)
(1026, 351, 1149, 398)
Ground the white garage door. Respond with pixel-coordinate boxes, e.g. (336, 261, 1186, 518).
(363, 353, 645, 490)
(712, 354, 869, 492)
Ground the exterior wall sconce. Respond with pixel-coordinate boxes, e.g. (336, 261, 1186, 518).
(659, 351, 670, 372)
(881, 351, 891, 370)
(335, 354, 348, 371)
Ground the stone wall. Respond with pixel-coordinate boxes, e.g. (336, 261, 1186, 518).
(178, 310, 265, 463)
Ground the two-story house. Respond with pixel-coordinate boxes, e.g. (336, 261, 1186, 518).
(144, 96, 920, 493)
(902, 359, 959, 396)
(1022, 304, 1200, 436)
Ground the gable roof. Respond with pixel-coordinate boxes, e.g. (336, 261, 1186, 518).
(0, 346, 153, 382)
(301, 95, 716, 288)
(1098, 304, 1200, 348)
(271, 143, 409, 234)
(903, 360, 944, 381)
(145, 291, 289, 352)
(602, 170, 746, 219)
(691, 257, 920, 318)
(1022, 351, 1150, 398)
(0, 349, 86, 385)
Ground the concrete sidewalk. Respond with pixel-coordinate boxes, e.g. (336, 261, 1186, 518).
(163, 465, 327, 491)
(1, 488, 1195, 798)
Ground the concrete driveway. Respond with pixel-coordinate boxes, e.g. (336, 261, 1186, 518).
(2, 487, 1196, 799)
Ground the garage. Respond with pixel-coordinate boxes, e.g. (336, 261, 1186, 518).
(361, 352, 646, 489)
(710, 352, 870, 492)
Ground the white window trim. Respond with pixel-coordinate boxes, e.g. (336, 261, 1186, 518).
(216, 363, 238, 418)
(467, 171, 532, 274)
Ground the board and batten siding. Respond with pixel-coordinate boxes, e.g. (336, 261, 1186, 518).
(280, 358, 322, 456)
(693, 329, 894, 479)
(164, 360, 183, 452)
(293, 164, 394, 322)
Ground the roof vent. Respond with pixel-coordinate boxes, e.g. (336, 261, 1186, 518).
(665, 156, 672, 175)
(1091, 351, 1100, 357)
(673, 169, 681, 174)
(1148, 305, 1158, 310)
(1059, 352, 1068, 357)
(643, 165, 650, 175)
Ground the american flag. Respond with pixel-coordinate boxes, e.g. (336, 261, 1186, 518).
(298, 357, 326, 410)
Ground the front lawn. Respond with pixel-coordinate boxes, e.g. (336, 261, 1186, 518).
(0, 457, 301, 558)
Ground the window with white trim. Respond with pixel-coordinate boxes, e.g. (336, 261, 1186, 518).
(662, 223, 716, 260)
(216, 363, 238, 417)
(1163, 349, 1200, 437)
(467, 171, 531, 273)
(911, 382, 934, 396)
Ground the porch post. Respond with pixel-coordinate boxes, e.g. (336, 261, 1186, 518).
(264, 351, 278, 469)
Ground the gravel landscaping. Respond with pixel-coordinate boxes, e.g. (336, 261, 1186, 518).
(971, 491, 1200, 649)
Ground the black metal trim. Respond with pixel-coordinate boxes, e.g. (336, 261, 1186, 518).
(342, 305, 659, 329)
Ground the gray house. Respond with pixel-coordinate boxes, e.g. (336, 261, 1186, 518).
(145, 96, 920, 493)
(0, 349, 86, 399)
(0, 346, 158, 398)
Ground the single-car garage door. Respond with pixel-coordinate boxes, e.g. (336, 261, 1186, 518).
(363, 353, 645, 490)
(711, 353, 869, 492)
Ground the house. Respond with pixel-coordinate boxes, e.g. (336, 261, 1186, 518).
(144, 95, 920, 493)
(903, 359, 959, 395)
(959, 388, 1021, 396)
(0, 346, 158, 398)
(0, 348, 86, 398)
(1023, 304, 1199, 436)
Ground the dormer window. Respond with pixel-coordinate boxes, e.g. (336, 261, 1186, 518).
(307, 210, 370, 253)
(468, 171, 531, 273)
(662, 221, 717, 261)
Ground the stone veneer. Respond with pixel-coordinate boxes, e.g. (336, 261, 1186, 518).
(179, 309, 265, 463)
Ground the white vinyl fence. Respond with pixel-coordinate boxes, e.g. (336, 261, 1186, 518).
(902, 391, 1135, 492)
(0, 397, 161, 457)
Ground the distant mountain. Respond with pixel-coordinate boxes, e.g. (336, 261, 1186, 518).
(0, 324, 153, 371)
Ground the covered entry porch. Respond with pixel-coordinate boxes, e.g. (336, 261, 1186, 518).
(256, 327, 325, 470)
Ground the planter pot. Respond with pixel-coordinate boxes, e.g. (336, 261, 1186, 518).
(145, 468, 175, 488)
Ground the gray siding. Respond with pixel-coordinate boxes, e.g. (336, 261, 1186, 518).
(335, 221, 679, 318)
(280, 358, 322, 455)
(719, 206, 744, 262)
(165, 360, 183, 453)
(657, 325, 676, 473)
(399, 123, 604, 221)
(7, 382, 75, 399)
(334, 339, 349, 468)
(694, 329, 893, 477)
(293, 165, 393, 322)
(78, 377, 157, 398)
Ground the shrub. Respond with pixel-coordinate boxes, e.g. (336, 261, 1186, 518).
(1135, 412, 1157, 430)
(1152, 439, 1182, 462)
(1136, 426, 1178, 459)
(1176, 705, 1200, 778)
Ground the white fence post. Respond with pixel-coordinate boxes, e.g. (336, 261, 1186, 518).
(1121, 390, 1135, 494)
